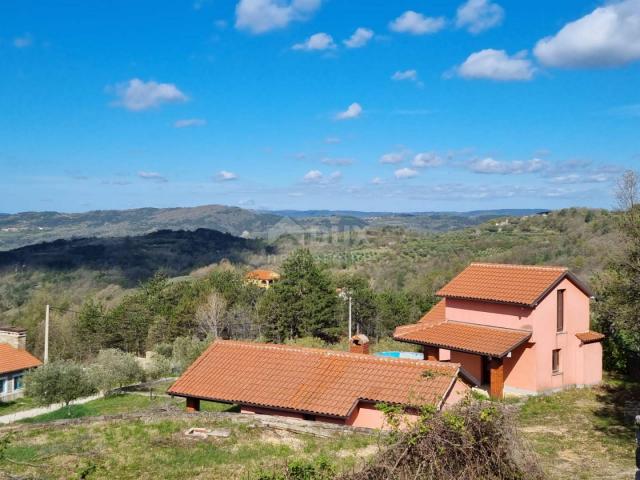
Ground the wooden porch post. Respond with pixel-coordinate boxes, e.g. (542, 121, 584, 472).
(186, 397, 200, 412)
(423, 346, 440, 361)
(489, 358, 504, 400)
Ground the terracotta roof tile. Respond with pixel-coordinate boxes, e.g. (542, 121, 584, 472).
(168, 341, 460, 417)
(245, 270, 280, 281)
(394, 321, 531, 358)
(437, 263, 575, 306)
(575, 331, 605, 344)
(0, 344, 42, 375)
(418, 299, 446, 326)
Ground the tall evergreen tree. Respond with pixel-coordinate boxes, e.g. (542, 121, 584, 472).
(258, 249, 338, 341)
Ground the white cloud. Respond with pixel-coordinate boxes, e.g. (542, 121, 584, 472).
(534, 0, 640, 68)
(303, 169, 341, 183)
(380, 151, 406, 164)
(138, 171, 168, 182)
(456, 0, 505, 34)
(456, 49, 535, 80)
(321, 157, 353, 166)
(110, 79, 188, 111)
(335, 102, 362, 120)
(216, 170, 238, 181)
(549, 174, 610, 184)
(392, 69, 418, 81)
(13, 34, 33, 48)
(371, 177, 384, 185)
(468, 157, 546, 174)
(235, 0, 322, 34)
(293, 32, 336, 51)
(412, 152, 443, 168)
(174, 118, 207, 128)
(324, 136, 341, 144)
(343, 27, 374, 48)
(389, 11, 446, 35)
(303, 169, 323, 182)
(394, 167, 419, 179)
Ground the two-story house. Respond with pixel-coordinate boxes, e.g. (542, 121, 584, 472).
(394, 263, 604, 398)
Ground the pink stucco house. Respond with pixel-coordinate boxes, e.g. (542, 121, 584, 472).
(394, 263, 604, 398)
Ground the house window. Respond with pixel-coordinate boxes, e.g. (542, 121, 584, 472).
(556, 289, 565, 332)
(0, 379, 4, 394)
(552, 349, 561, 374)
(13, 374, 24, 390)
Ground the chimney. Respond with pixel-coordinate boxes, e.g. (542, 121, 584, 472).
(349, 334, 370, 354)
(0, 326, 27, 350)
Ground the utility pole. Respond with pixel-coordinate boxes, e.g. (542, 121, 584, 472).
(44, 304, 50, 364)
(348, 294, 352, 340)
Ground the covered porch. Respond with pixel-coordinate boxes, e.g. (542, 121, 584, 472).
(394, 320, 532, 399)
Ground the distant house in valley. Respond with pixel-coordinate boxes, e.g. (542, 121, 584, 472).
(0, 326, 42, 402)
(245, 269, 280, 289)
(168, 335, 470, 429)
(394, 263, 604, 399)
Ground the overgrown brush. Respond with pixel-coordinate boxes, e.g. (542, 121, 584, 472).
(341, 400, 545, 480)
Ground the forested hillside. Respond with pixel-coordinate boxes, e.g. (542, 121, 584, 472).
(0, 207, 620, 364)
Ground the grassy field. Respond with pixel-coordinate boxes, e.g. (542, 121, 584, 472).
(1, 378, 638, 479)
(0, 406, 377, 479)
(517, 377, 638, 479)
(0, 396, 39, 417)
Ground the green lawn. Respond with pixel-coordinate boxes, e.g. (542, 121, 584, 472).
(19, 393, 235, 424)
(0, 396, 39, 417)
(517, 377, 638, 479)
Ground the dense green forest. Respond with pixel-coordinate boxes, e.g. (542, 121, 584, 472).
(0, 206, 627, 370)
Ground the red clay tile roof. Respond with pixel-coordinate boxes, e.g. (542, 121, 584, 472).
(394, 321, 531, 358)
(245, 269, 280, 281)
(436, 263, 592, 307)
(418, 299, 446, 326)
(0, 344, 42, 375)
(575, 331, 605, 344)
(168, 340, 460, 417)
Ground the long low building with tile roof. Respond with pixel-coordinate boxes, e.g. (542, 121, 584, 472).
(394, 263, 604, 398)
(168, 337, 470, 429)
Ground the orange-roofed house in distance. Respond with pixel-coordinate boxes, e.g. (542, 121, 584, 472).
(0, 326, 42, 402)
(168, 335, 471, 429)
(394, 263, 603, 399)
(245, 269, 280, 289)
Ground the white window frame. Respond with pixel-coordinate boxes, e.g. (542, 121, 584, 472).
(12, 373, 24, 391)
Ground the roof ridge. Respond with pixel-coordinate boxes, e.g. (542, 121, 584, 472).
(215, 340, 458, 369)
(469, 262, 567, 271)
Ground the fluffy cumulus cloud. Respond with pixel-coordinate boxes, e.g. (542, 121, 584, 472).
(455, 0, 505, 34)
(303, 169, 341, 183)
(343, 27, 374, 48)
(111, 79, 188, 111)
(335, 102, 362, 120)
(292, 32, 336, 51)
(456, 49, 535, 80)
(389, 11, 446, 35)
(138, 171, 168, 182)
(235, 0, 322, 34)
(216, 170, 238, 181)
(412, 152, 443, 168)
(392, 69, 418, 81)
(394, 167, 419, 179)
(534, 0, 640, 68)
(174, 118, 207, 128)
(380, 151, 406, 164)
(468, 157, 546, 174)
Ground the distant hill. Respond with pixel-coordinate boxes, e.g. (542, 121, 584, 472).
(0, 204, 550, 251)
(0, 228, 271, 286)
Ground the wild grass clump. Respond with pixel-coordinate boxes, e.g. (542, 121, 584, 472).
(342, 400, 545, 480)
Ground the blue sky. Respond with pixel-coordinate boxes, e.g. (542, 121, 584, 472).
(1, 0, 639, 213)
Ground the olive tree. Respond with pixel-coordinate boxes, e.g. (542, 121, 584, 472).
(90, 348, 145, 393)
(25, 361, 96, 413)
